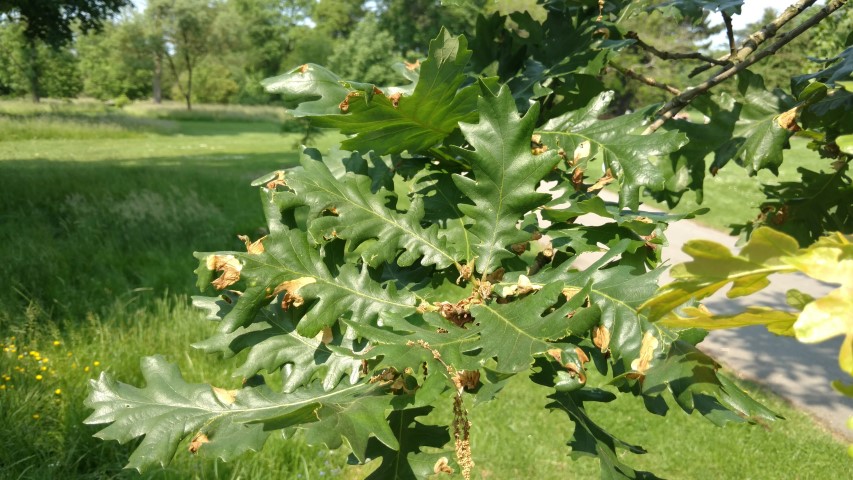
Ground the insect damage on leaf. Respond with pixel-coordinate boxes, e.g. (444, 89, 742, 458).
(434, 456, 454, 474)
(206, 255, 242, 290)
(592, 324, 611, 353)
(188, 433, 209, 454)
(238, 235, 266, 254)
(270, 277, 317, 309)
(630, 331, 659, 377)
(388, 92, 402, 108)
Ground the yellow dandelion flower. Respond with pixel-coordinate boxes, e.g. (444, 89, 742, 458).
(93, 361, 100, 367)
(17, 354, 23, 360)
(32, 414, 40, 420)
(42, 358, 49, 363)
(35, 374, 43, 381)
(54, 389, 61, 395)
(83, 366, 89, 372)
(0, 385, 6, 390)
(29, 351, 38, 357)
(53, 341, 61, 346)
(40, 366, 47, 372)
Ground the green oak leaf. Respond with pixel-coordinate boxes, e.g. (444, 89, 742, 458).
(709, 71, 795, 175)
(282, 148, 459, 268)
(262, 63, 350, 117)
(534, 239, 665, 365)
(538, 99, 689, 210)
(344, 312, 482, 373)
(313, 28, 479, 155)
(452, 84, 561, 274)
(546, 390, 660, 480)
(84, 356, 392, 473)
(194, 227, 417, 337)
(355, 407, 456, 480)
(469, 281, 592, 373)
(192, 293, 364, 392)
(792, 46, 853, 96)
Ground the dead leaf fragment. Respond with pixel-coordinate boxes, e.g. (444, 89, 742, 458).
(592, 325, 611, 353)
(630, 331, 659, 375)
(777, 107, 801, 132)
(573, 141, 591, 164)
(388, 92, 402, 108)
(237, 234, 266, 254)
(405, 60, 421, 71)
(266, 170, 286, 190)
(189, 433, 210, 454)
(206, 255, 242, 290)
(434, 457, 454, 474)
(588, 171, 614, 193)
(271, 277, 317, 309)
(320, 326, 333, 345)
(212, 386, 238, 405)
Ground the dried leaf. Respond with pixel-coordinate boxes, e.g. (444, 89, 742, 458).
(212, 386, 238, 405)
(592, 325, 611, 353)
(434, 456, 454, 474)
(777, 107, 800, 132)
(237, 235, 266, 255)
(206, 255, 242, 290)
(271, 277, 318, 309)
(630, 331, 659, 375)
(188, 433, 209, 454)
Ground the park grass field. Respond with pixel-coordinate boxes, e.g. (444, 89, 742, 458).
(1, 100, 850, 479)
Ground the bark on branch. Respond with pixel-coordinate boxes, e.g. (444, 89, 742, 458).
(608, 61, 682, 95)
(626, 31, 728, 65)
(688, 0, 820, 78)
(644, 0, 848, 134)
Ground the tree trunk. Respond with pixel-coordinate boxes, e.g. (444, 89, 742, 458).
(153, 51, 162, 104)
(185, 65, 192, 111)
(26, 38, 40, 103)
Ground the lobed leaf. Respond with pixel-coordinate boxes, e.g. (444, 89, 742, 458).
(84, 356, 394, 473)
(452, 83, 561, 274)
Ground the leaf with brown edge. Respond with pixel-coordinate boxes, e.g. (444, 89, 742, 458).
(188, 433, 209, 454)
(270, 277, 317, 309)
(630, 331, 659, 377)
(206, 255, 242, 290)
(238, 235, 266, 254)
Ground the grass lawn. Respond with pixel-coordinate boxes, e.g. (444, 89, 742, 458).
(1, 100, 850, 479)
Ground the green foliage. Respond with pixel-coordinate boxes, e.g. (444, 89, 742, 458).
(85, 21, 799, 477)
(326, 14, 402, 85)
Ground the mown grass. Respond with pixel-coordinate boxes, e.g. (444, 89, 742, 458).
(1, 100, 850, 479)
(642, 137, 831, 231)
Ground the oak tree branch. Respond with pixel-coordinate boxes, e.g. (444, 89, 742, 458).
(645, 0, 848, 134)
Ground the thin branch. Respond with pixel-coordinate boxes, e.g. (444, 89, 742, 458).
(608, 61, 682, 95)
(722, 12, 737, 59)
(688, 0, 819, 77)
(645, 0, 848, 134)
(626, 31, 728, 65)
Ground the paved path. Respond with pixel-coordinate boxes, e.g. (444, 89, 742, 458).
(582, 191, 853, 440)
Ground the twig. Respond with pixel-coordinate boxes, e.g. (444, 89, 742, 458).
(626, 31, 728, 65)
(688, 0, 819, 77)
(645, 0, 848, 134)
(722, 12, 737, 59)
(608, 61, 682, 95)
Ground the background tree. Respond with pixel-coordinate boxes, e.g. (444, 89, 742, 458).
(0, 0, 130, 101)
(326, 14, 401, 85)
(76, 14, 154, 101)
(147, 0, 221, 110)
